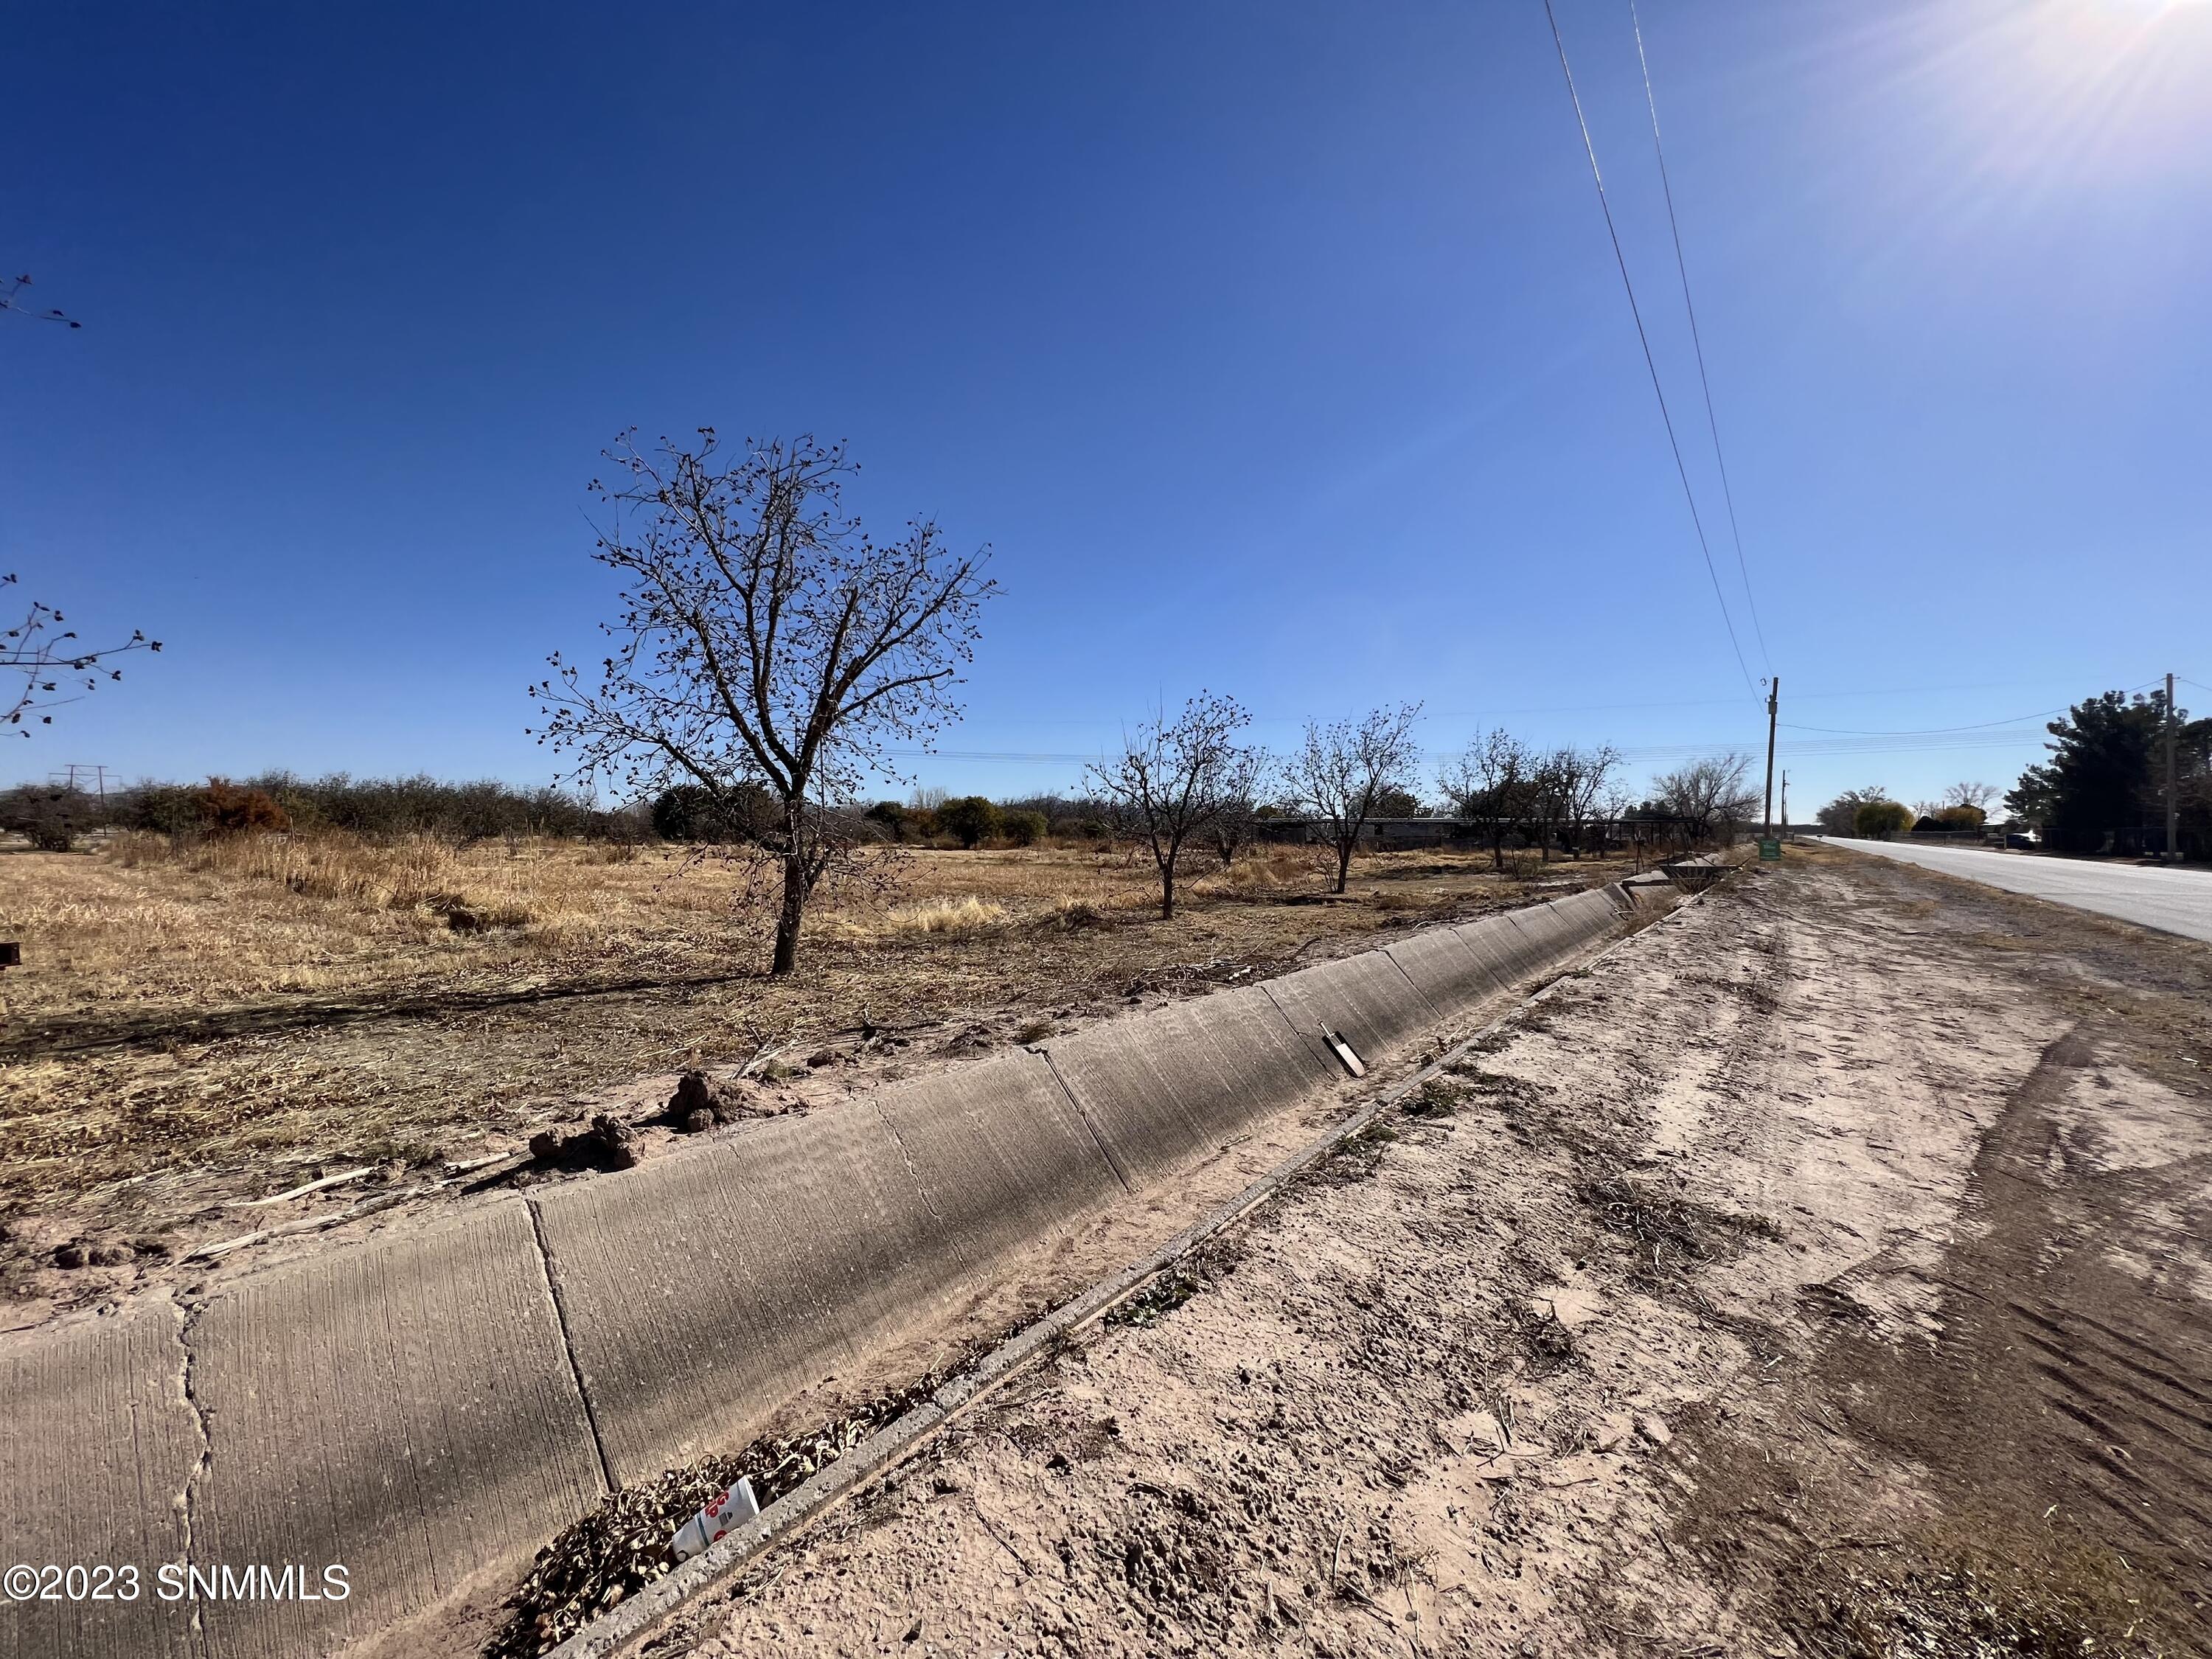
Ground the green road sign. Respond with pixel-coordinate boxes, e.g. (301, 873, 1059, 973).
(1759, 838, 1782, 861)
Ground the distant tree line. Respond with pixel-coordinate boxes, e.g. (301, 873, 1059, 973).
(856, 792, 1093, 849)
(0, 772, 639, 852)
(1813, 782, 1991, 840)
(1071, 700, 1759, 920)
(1810, 686, 2212, 860)
(1437, 735, 1758, 863)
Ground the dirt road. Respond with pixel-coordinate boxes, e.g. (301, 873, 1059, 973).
(625, 846, 2211, 1658)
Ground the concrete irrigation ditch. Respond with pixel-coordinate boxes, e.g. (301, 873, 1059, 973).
(1, 882, 1649, 1659)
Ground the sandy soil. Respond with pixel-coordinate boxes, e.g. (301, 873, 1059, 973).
(622, 846, 2212, 1658)
(0, 840, 1641, 1329)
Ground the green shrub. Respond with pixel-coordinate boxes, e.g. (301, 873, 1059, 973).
(938, 796, 998, 849)
(1853, 800, 1913, 838)
(128, 784, 204, 837)
(0, 785, 94, 851)
(1374, 786, 1425, 818)
(1001, 809, 1047, 847)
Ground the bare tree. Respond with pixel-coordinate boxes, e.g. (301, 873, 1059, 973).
(1649, 754, 1759, 846)
(1206, 747, 1273, 869)
(1553, 743, 1622, 858)
(1292, 703, 1423, 893)
(533, 431, 995, 975)
(1525, 748, 1570, 863)
(1942, 780, 2000, 813)
(1599, 780, 1649, 868)
(1437, 728, 1531, 871)
(1088, 694, 1259, 919)
(4, 575, 161, 734)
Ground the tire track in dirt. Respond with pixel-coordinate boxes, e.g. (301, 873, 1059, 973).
(1899, 1034, 2212, 1590)
(1690, 1006, 2212, 1649)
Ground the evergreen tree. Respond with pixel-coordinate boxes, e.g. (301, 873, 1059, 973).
(2007, 690, 2165, 853)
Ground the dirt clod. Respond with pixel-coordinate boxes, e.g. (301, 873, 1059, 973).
(52, 1237, 136, 1269)
(527, 1113, 641, 1173)
(662, 1069, 765, 1130)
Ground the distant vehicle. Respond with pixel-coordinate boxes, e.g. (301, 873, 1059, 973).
(2006, 831, 2038, 849)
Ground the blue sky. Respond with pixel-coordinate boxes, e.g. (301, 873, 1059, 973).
(6, 0, 2209, 815)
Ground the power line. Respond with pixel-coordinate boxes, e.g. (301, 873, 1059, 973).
(1782, 709, 2067, 737)
(1628, 0, 1771, 675)
(1780, 678, 2167, 738)
(978, 676, 2156, 728)
(1630, 730, 2051, 762)
(874, 677, 2184, 772)
(1425, 674, 2153, 720)
(887, 728, 2056, 769)
(1540, 0, 1758, 696)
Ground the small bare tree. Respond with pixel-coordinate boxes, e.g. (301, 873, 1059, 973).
(4, 574, 161, 734)
(1526, 748, 1573, 863)
(1650, 753, 1759, 846)
(1437, 728, 1531, 871)
(1943, 780, 2000, 814)
(1553, 743, 1621, 859)
(1088, 693, 1258, 919)
(1292, 703, 1422, 893)
(533, 431, 995, 975)
(1600, 780, 1647, 868)
(1206, 748, 1272, 869)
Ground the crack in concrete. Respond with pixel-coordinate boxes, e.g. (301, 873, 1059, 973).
(869, 1101, 947, 1224)
(525, 1197, 618, 1496)
(172, 1290, 213, 1658)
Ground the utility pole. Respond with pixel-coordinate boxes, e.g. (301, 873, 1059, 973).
(2166, 672, 2180, 864)
(1761, 677, 1780, 841)
(1779, 771, 1788, 836)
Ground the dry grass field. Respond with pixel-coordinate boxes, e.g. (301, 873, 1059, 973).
(0, 831, 1645, 1319)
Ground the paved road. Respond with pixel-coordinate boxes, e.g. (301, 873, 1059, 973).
(1825, 838, 2212, 944)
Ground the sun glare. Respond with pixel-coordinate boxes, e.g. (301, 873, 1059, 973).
(1936, 0, 2212, 189)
